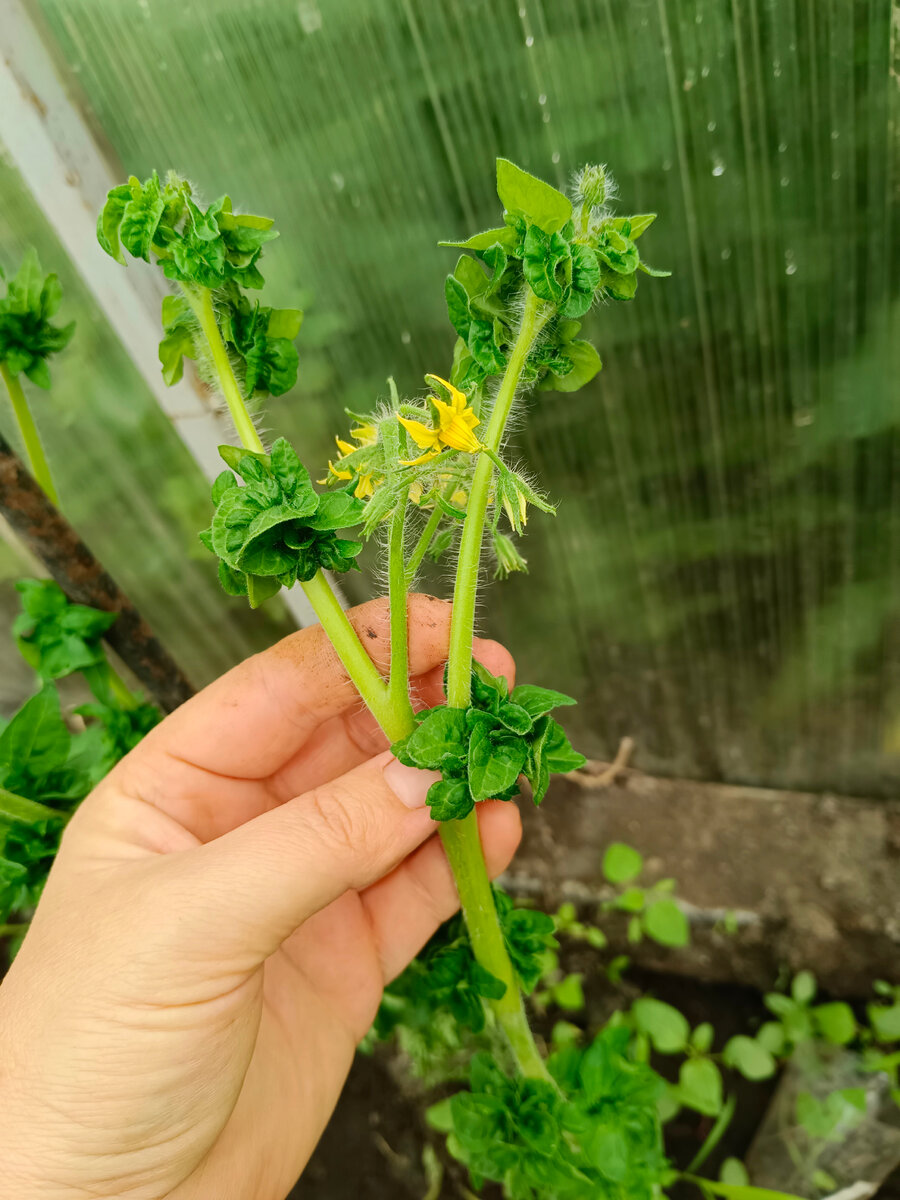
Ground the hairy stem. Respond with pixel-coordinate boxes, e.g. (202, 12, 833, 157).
(181, 284, 265, 454)
(446, 289, 547, 706)
(404, 503, 444, 583)
(387, 498, 411, 722)
(439, 815, 549, 1078)
(300, 571, 411, 743)
(440, 289, 551, 1079)
(189, 285, 405, 738)
(0, 363, 60, 506)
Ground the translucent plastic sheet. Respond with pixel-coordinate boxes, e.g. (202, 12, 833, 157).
(12, 0, 900, 795)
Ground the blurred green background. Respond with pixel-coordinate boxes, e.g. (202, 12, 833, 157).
(1, 0, 898, 796)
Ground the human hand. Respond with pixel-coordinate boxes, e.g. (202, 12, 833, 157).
(0, 595, 521, 1200)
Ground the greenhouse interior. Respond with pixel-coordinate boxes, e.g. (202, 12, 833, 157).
(0, 0, 898, 1197)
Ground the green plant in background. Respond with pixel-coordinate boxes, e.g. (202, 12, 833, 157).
(0, 249, 74, 506)
(0, 582, 161, 941)
(0, 276, 161, 942)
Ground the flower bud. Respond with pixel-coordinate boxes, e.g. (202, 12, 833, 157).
(493, 531, 528, 579)
(579, 164, 608, 209)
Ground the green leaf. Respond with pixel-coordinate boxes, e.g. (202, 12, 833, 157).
(541, 719, 586, 773)
(496, 159, 573, 234)
(602, 842, 644, 885)
(722, 1036, 777, 1081)
(510, 683, 576, 720)
(602, 271, 638, 301)
(632, 997, 690, 1053)
(679, 1058, 723, 1116)
(682, 1175, 806, 1200)
(868, 1001, 900, 1042)
(96, 183, 133, 264)
(444, 275, 471, 339)
(454, 255, 490, 299)
(642, 898, 690, 948)
(400, 707, 468, 771)
(0, 684, 70, 780)
(119, 174, 165, 262)
(522, 224, 569, 304)
(561, 244, 601, 319)
(791, 971, 817, 1005)
(425, 777, 473, 822)
(610, 213, 657, 239)
(467, 317, 506, 374)
(692, 1022, 715, 1054)
(439, 226, 520, 252)
(812, 1001, 856, 1045)
(540, 339, 602, 393)
(552, 973, 584, 1011)
(467, 724, 527, 801)
(720, 1160, 750, 1186)
(266, 307, 303, 339)
(158, 324, 195, 386)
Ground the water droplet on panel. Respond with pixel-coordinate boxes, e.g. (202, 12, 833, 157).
(542, 112, 551, 123)
(400, 331, 411, 345)
(662, 159, 673, 171)
(785, 262, 797, 276)
(831, 129, 840, 139)
(297, 0, 322, 33)
(330, 172, 345, 192)
(712, 159, 726, 177)
(518, 4, 527, 15)
(721, 247, 732, 260)
(701, 65, 710, 78)
(707, 120, 717, 132)
(538, 93, 547, 105)
(793, 409, 814, 427)
(832, 170, 841, 180)
(780, 176, 789, 187)
(778, 141, 787, 153)
(525, 34, 534, 47)
(551, 151, 561, 164)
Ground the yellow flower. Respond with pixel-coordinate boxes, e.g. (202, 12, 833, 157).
(398, 375, 481, 465)
(319, 428, 381, 499)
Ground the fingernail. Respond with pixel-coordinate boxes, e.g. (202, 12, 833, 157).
(383, 758, 442, 809)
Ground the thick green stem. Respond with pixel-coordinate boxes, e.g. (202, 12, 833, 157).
(105, 662, 138, 710)
(181, 284, 265, 454)
(387, 499, 411, 721)
(439, 815, 548, 1078)
(439, 289, 551, 1079)
(446, 290, 547, 706)
(300, 571, 412, 743)
(0, 363, 60, 506)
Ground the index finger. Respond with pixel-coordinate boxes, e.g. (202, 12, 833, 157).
(136, 593, 472, 780)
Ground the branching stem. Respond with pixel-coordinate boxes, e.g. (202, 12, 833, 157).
(0, 362, 60, 506)
(439, 289, 552, 1080)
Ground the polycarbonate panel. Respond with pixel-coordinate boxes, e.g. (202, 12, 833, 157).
(0, 150, 291, 705)
(27, 0, 900, 795)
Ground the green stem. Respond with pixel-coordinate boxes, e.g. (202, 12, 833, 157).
(404, 503, 444, 583)
(439, 815, 548, 1078)
(0, 362, 60, 506)
(105, 662, 137, 710)
(0, 786, 67, 827)
(387, 497, 411, 721)
(181, 284, 265, 454)
(188, 284, 406, 741)
(439, 289, 551, 1080)
(446, 289, 547, 707)
(300, 571, 412, 743)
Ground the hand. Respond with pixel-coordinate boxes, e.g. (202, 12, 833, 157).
(0, 595, 521, 1200)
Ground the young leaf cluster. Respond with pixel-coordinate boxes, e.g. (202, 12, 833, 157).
(430, 1025, 669, 1200)
(0, 249, 74, 389)
(200, 438, 365, 608)
(97, 172, 302, 401)
(377, 887, 558, 1047)
(441, 159, 668, 398)
(391, 661, 585, 820)
(13, 579, 117, 681)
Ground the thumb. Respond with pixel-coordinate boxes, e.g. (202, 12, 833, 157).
(167, 751, 441, 964)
